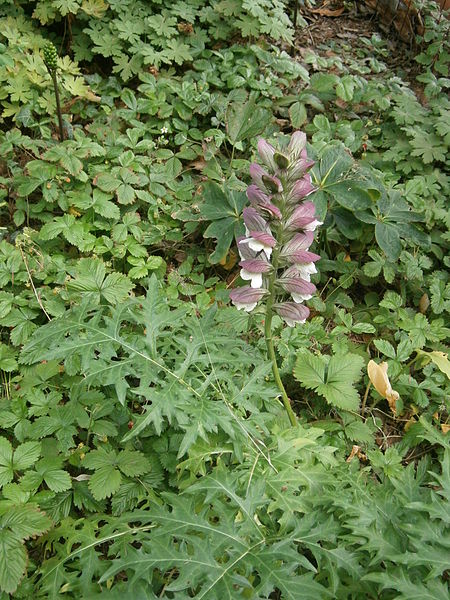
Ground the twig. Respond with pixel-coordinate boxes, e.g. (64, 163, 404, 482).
(18, 244, 51, 321)
(361, 381, 371, 416)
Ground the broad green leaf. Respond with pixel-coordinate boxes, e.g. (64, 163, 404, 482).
(1, 505, 51, 539)
(0, 344, 17, 372)
(43, 468, 72, 492)
(289, 101, 307, 128)
(336, 75, 356, 102)
(226, 96, 271, 145)
(204, 217, 236, 263)
(329, 181, 373, 211)
(82, 448, 116, 470)
(95, 172, 121, 193)
(344, 420, 374, 443)
(375, 222, 402, 260)
(68, 259, 133, 304)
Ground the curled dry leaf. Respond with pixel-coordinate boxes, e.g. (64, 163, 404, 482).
(346, 445, 367, 462)
(367, 359, 400, 415)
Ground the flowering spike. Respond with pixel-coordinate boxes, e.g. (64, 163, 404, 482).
(249, 163, 268, 189)
(244, 231, 277, 259)
(278, 272, 316, 303)
(242, 207, 269, 233)
(246, 185, 281, 219)
(230, 130, 323, 425)
(249, 163, 283, 194)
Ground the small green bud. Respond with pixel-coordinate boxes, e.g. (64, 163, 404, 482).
(43, 42, 58, 72)
(274, 152, 289, 169)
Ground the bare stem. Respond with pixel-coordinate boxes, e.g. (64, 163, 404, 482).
(51, 71, 64, 142)
(264, 248, 297, 427)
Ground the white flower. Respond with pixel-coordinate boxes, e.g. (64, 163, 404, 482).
(234, 300, 258, 312)
(240, 269, 263, 289)
(295, 262, 317, 281)
(246, 238, 273, 259)
(283, 315, 307, 326)
(291, 292, 313, 303)
(161, 126, 168, 134)
(304, 219, 323, 232)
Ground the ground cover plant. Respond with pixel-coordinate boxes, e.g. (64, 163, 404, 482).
(0, 0, 449, 597)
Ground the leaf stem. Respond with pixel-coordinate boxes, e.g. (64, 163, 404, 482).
(264, 247, 297, 426)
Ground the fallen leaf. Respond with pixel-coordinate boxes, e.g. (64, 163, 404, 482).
(419, 293, 429, 313)
(310, 7, 345, 17)
(367, 360, 400, 415)
(346, 445, 367, 462)
(220, 249, 238, 271)
(441, 424, 450, 435)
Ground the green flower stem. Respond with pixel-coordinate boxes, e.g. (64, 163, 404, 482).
(51, 71, 64, 142)
(264, 247, 297, 427)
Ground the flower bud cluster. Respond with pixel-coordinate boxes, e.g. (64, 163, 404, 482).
(229, 131, 322, 326)
(43, 42, 58, 72)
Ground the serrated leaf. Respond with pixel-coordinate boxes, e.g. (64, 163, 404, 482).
(289, 101, 307, 128)
(294, 351, 363, 410)
(293, 352, 325, 390)
(12, 441, 41, 471)
(1, 505, 51, 540)
(373, 339, 396, 359)
(344, 420, 374, 443)
(116, 450, 151, 477)
(0, 531, 27, 594)
(43, 468, 72, 492)
(88, 466, 122, 500)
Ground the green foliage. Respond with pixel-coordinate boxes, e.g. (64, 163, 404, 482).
(3, 0, 295, 85)
(0, 1, 449, 597)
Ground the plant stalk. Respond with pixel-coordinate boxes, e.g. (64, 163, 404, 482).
(51, 71, 64, 142)
(264, 248, 297, 426)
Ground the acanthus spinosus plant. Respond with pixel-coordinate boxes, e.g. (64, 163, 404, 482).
(230, 131, 322, 425)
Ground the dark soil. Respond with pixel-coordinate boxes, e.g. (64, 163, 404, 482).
(292, 1, 422, 78)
